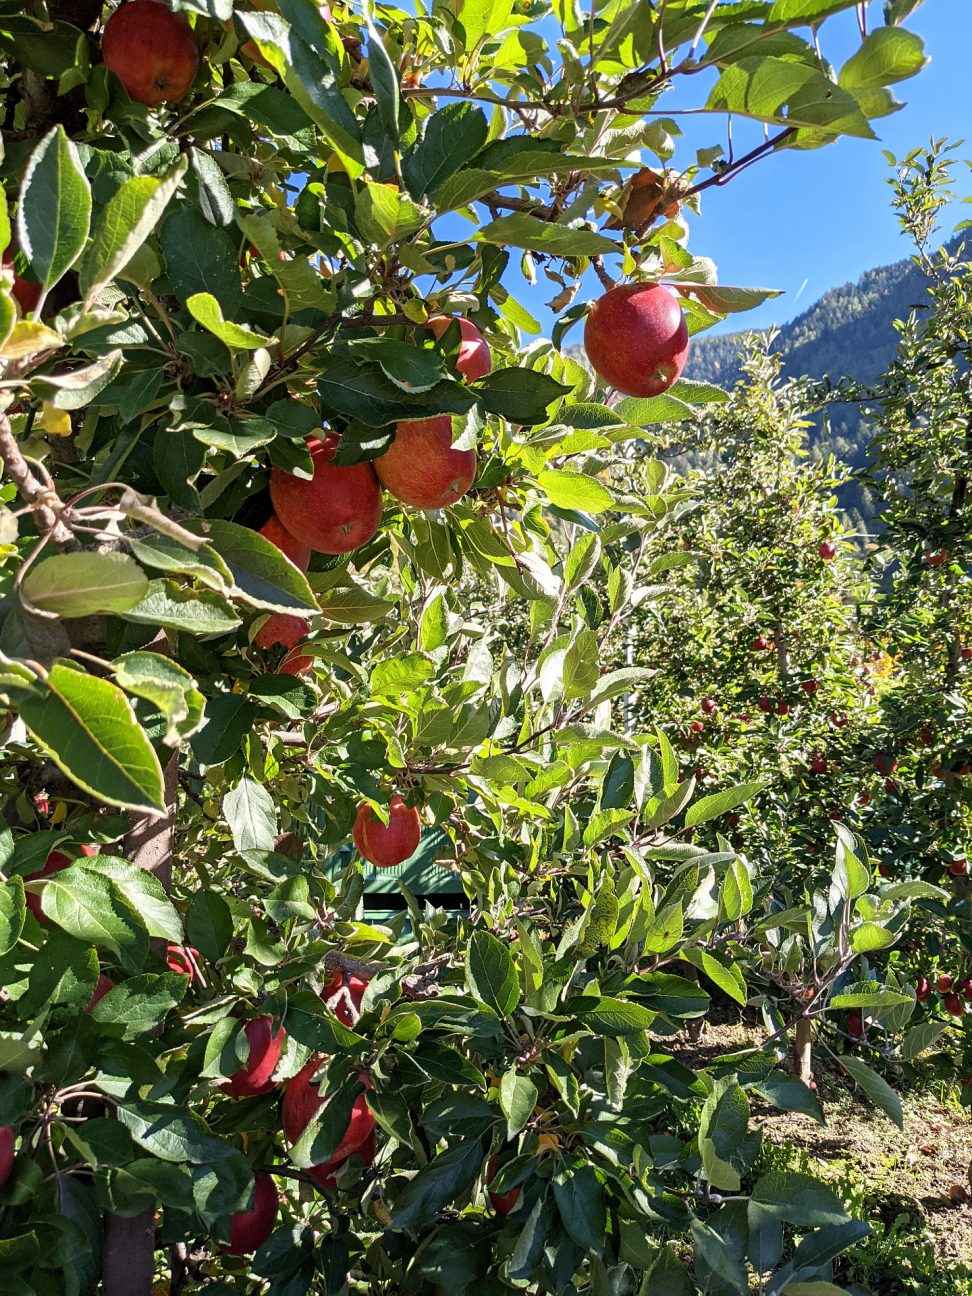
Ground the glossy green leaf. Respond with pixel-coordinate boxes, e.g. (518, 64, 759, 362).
(17, 126, 91, 290)
(81, 159, 188, 302)
(22, 552, 148, 619)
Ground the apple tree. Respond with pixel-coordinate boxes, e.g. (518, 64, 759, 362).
(0, 0, 937, 1292)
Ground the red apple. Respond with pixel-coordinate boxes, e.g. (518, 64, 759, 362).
(818, 540, 836, 560)
(282, 1060, 375, 1179)
(915, 976, 930, 1003)
(752, 636, 772, 652)
(322, 973, 369, 1027)
(2, 248, 41, 314)
(777, 701, 790, 716)
(690, 719, 705, 734)
(801, 680, 818, 695)
(224, 1172, 278, 1254)
(918, 726, 934, 745)
(874, 753, 898, 776)
(220, 1017, 286, 1097)
(925, 546, 949, 566)
(757, 696, 773, 713)
(857, 792, 870, 806)
(374, 416, 476, 510)
(949, 859, 968, 877)
(269, 434, 382, 555)
(102, 0, 199, 107)
(700, 698, 716, 715)
(846, 1011, 863, 1038)
(352, 794, 421, 869)
(584, 283, 688, 398)
(86, 974, 114, 1012)
(259, 514, 311, 571)
(487, 1155, 521, 1216)
(424, 316, 492, 381)
(809, 755, 828, 775)
(0, 1126, 13, 1187)
(937, 974, 954, 993)
(24, 850, 73, 921)
(253, 610, 310, 664)
(944, 993, 964, 1018)
(962, 648, 972, 661)
(957, 977, 972, 1001)
(165, 944, 205, 985)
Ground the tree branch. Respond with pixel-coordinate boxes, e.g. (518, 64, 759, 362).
(0, 415, 76, 549)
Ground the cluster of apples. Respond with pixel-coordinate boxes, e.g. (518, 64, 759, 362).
(916, 971, 972, 1018)
(253, 318, 489, 674)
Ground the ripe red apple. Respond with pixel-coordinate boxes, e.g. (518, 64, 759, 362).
(224, 1172, 278, 1254)
(165, 944, 205, 985)
(220, 1017, 286, 1097)
(253, 610, 310, 666)
(801, 680, 818, 695)
(374, 417, 476, 510)
(915, 976, 930, 1003)
(352, 794, 421, 869)
(424, 316, 492, 381)
(937, 974, 953, 993)
(86, 974, 114, 1012)
(282, 1060, 375, 1178)
(918, 726, 934, 745)
(944, 993, 965, 1018)
(259, 514, 311, 571)
(269, 434, 382, 555)
(0, 1126, 13, 1187)
(949, 859, 968, 877)
(757, 696, 773, 713)
(846, 1011, 863, 1038)
(752, 636, 772, 652)
(690, 719, 705, 734)
(957, 977, 972, 1001)
(700, 698, 716, 715)
(873, 753, 898, 776)
(24, 850, 73, 921)
(818, 540, 836, 560)
(2, 248, 41, 314)
(877, 863, 890, 879)
(583, 282, 689, 398)
(925, 546, 949, 566)
(487, 1155, 521, 1216)
(962, 647, 972, 661)
(102, 0, 200, 106)
(777, 701, 790, 716)
(322, 972, 369, 1027)
(809, 755, 828, 775)
(857, 792, 870, 806)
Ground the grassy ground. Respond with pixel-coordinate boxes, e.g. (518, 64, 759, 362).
(675, 1020, 972, 1293)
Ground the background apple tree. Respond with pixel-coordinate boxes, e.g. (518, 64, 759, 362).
(0, 1, 940, 1293)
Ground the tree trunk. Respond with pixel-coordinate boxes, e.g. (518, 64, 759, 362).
(101, 753, 178, 1296)
(792, 1016, 813, 1086)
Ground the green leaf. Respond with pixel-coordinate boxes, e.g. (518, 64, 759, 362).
(223, 777, 277, 854)
(121, 580, 242, 638)
(839, 27, 926, 89)
(850, 921, 895, 954)
(829, 989, 912, 1009)
(41, 865, 147, 973)
(371, 653, 435, 696)
(185, 890, 233, 963)
(553, 1164, 606, 1252)
(684, 781, 767, 828)
(476, 368, 570, 424)
(707, 59, 875, 140)
(112, 652, 205, 746)
(574, 996, 655, 1036)
(900, 1021, 945, 1061)
(466, 930, 518, 1016)
(720, 857, 754, 922)
(698, 1078, 748, 1191)
(749, 1071, 825, 1124)
(403, 103, 490, 199)
(681, 949, 747, 1005)
(21, 927, 97, 1015)
(363, 20, 400, 143)
(768, 0, 858, 19)
(81, 159, 188, 302)
(479, 213, 618, 257)
(291, 1070, 366, 1167)
(21, 552, 148, 619)
(19, 662, 165, 814)
(17, 126, 91, 290)
(538, 469, 614, 514)
(182, 519, 317, 614)
(884, 0, 926, 23)
(80, 856, 183, 944)
(187, 293, 270, 350)
(751, 1171, 849, 1226)
(29, 349, 123, 409)
(391, 1139, 484, 1230)
(499, 1070, 538, 1139)
(838, 1054, 903, 1128)
(354, 182, 426, 246)
(89, 973, 187, 1039)
(0, 879, 25, 955)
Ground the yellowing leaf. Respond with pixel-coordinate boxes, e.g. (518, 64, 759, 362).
(0, 320, 63, 360)
(37, 402, 71, 437)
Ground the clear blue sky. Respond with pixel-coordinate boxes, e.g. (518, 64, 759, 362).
(503, 0, 972, 340)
